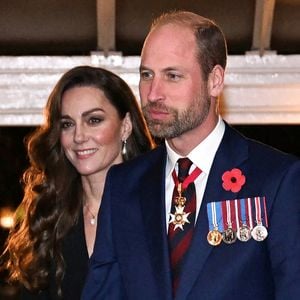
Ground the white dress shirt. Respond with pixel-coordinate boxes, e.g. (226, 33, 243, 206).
(165, 117, 225, 230)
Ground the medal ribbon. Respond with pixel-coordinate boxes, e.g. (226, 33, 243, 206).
(246, 197, 253, 229)
(255, 196, 263, 225)
(215, 202, 223, 232)
(226, 200, 232, 228)
(262, 197, 268, 227)
(240, 198, 247, 225)
(211, 202, 218, 229)
(234, 199, 240, 231)
(172, 166, 201, 192)
(240, 198, 246, 223)
(207, 202, 219, 231)
(206, 202, 224, 232)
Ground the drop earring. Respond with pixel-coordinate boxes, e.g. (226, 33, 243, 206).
(122, 139, 127, 156)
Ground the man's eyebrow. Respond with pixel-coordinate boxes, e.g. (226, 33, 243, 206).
(139, 66, 179, 73)
(139, 65, 151, 72)
(163, 67, 180, 72)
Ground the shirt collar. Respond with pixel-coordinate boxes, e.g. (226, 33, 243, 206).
(165, 117, 225, 176)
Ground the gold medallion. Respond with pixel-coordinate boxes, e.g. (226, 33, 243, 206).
(207, 229, 222, 246)
(175, 195, 186, 206)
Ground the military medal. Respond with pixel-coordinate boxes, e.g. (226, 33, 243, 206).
(251, 197, 268, 241)
(222, 200, 237, 244)
(169, 183, 191, 231)
(251, 224, 268, 241)
(236, 198, 251, 242)
(222, 227, 237, 244)
(207, 229, 223, 246)
(169, 164, 201, 231)
(207, 197, 269, 245)
(207, 202, 223, 246)
(237, 224, 251, 242)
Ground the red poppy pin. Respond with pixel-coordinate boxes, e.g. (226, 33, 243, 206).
(222, 168, 246, 193)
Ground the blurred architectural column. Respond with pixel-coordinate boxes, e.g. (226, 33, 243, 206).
(96, 0, 116, 55)
(251, 0, 276, 56)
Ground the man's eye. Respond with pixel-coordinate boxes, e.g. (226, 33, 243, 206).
(140, 71, 153, 80)
(167, 73, 182, 81)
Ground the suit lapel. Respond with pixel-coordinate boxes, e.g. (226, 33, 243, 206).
(175, 125, 249, 299)
(139, 146, 173, 300)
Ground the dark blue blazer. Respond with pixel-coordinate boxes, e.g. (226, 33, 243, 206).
(82, 124, 300, 300)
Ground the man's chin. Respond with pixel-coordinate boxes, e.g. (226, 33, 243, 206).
(149, 125, 175, 139)
(149, 124, 164, 138)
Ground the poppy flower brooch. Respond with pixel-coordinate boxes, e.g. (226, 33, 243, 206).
(222, 168, 246, 193)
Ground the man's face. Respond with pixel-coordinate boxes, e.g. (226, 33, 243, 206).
(139, 24, 211, 139)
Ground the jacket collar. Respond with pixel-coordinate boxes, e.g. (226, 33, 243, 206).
(139, 125, 249, 299)
(175, 124, 249, 299)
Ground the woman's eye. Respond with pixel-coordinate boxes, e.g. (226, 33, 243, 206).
(88, 117, 102, 125)
(60, 120, 73, 129)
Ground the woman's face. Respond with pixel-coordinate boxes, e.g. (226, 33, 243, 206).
(60, 86, 131, 177)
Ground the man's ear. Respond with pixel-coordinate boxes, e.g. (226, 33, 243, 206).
(208, 65, 225, 98)
(121, 112, 133, 141)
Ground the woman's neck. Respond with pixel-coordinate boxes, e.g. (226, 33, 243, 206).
(81, 173, 106, 257)
(81, 173, 105, 211)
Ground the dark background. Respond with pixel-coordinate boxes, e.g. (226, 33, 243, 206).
(0, 0, 299, 56)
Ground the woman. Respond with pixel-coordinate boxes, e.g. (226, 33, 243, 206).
(2, 66, 154, 299)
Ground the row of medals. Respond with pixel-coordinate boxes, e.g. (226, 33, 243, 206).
(207, 222, 268, 246)
(169, 190, 269, 246)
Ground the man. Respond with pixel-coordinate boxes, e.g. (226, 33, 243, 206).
(82, 11, 300, 300)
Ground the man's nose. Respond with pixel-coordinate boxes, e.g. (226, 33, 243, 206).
(147, 78, 164, 102)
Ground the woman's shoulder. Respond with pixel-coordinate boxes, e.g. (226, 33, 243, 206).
(111, 144, 166, 174)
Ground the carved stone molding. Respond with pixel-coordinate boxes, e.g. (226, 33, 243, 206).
(0, 53, 299, 125)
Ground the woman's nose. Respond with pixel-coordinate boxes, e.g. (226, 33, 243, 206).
(74, 126, 88, 143)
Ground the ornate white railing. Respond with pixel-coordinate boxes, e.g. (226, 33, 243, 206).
(0, 53, 300, 125)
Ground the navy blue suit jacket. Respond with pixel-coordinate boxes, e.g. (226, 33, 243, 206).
(82, 124, 300, 300)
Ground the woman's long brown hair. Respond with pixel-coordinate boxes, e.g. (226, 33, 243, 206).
(1, 66, 154, 297)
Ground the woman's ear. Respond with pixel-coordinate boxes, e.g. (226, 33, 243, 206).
(121, 112, 133, 141)
(208, 65, 225, 98)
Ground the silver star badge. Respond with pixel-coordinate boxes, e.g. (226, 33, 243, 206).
(169, 206, 190, 231)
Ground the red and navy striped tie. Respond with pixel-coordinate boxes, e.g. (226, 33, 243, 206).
(168, 158, 197, 294)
